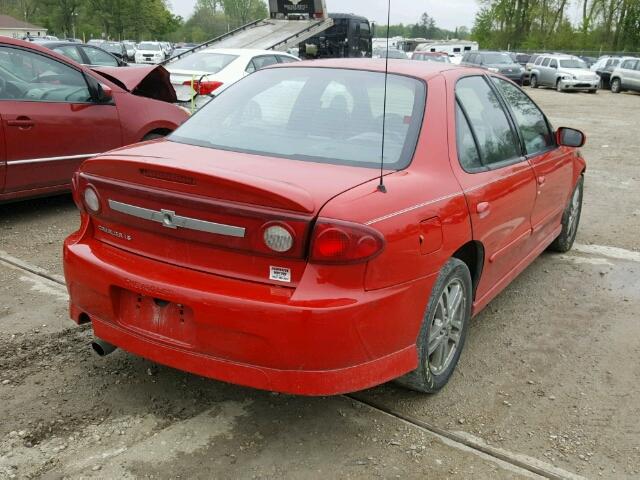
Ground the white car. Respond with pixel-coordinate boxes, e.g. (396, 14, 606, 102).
(135, 42, 165, 64)
(167, 48, 300, 108)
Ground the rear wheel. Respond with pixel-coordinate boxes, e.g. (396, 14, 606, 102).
(611, 78, 622, 93)
(549, 176, 584, 253)
(530, 75, 539, 89)
(396, 258, 472, 393)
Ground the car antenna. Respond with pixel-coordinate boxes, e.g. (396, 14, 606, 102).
(378, 0, 392, 194)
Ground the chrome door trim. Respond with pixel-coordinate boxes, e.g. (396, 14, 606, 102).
(9, 153, 99, 166)
(108, 200, 246, 238)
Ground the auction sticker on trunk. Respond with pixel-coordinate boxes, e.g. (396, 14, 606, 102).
(270, 266, 292, 283)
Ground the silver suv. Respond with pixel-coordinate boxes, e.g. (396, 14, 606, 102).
(610, 58, 640, 94)
(529, 54, 600, 93)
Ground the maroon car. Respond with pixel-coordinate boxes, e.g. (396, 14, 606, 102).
(0, 37, 189, 203)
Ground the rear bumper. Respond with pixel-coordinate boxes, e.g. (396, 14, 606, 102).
(64, 238, 432, 395)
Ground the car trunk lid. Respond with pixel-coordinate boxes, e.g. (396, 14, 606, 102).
(78, 140, 382, 287)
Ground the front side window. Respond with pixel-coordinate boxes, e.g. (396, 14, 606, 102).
(492, 78, 554, 155)
(534, 56, 543, 65)
(170, 68, 426, 169)
(83, 47, 118, 67)
(542, 58, 551, 67)
(455, 76, 520, 167)
(0, 46, 91, 102)
(550, 59, 558, 69)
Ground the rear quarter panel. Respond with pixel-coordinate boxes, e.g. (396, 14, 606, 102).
(318, 74, 472, 291)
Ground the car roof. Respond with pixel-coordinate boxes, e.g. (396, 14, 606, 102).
(274, 58, 463, 81)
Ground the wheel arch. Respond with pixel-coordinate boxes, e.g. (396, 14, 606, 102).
(451, 241, 484, 300)
(142, 128, 173, 141)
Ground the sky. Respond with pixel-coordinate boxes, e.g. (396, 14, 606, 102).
(169, 0, 480, 30)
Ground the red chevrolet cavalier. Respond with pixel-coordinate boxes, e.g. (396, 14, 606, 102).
(64, 59, 586, 395)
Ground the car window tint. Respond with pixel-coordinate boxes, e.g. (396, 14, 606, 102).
(0, 46, 91, 102)
(252, 56, 278, 70)
(541, 58, 551, 67)
(456, 102, 482, 170)
(492, 78, 553, 155)
(456, 76, 520, 166)
(171, 68, 425, 169)
(535, 57, 543, 65)
(53, 45, 83, 64)
(549, 59, 558, 68)
(83, 47, 118, 66)
(245, 59, 256, 73)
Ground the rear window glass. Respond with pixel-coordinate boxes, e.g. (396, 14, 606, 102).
(170, 68, 426, 169)
(170, 52, 238, 73)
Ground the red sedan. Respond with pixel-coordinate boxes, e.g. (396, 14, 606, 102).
(0, 37, 189, 203)
(64, 59, 586, 395)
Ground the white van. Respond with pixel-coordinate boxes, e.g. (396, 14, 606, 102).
(414, 41, 479, 64)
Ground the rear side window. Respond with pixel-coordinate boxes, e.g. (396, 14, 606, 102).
(492, 78, 554, 155)
(252, 56, 279, 70)
(455, 103, 482, 170)
(53, 45, 83, 64)
(170, 68, 426, 169)
(455, 76, 520, 167)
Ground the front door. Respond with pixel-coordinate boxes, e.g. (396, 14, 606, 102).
(452, 75, 537, 306)
(491, 76, 574, 245)
(0, 45, 121, 194)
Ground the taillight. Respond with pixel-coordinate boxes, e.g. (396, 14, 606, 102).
(310, 219, 385, 264)
(83, 186, 101, 214)
(183, 80, 223, 96)
(262, 223, 295, 253)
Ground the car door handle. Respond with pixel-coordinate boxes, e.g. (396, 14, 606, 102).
(7, 117, 34, 128)
(477, 202, 491, 215)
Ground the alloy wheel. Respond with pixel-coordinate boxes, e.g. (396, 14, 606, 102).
(427, 279, 466, 375)
(566, 185, 581, 239)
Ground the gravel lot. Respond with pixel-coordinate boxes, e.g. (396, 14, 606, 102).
(1, 88, 639, 479)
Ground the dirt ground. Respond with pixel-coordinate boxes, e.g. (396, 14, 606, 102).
(1, 88, 639, 479)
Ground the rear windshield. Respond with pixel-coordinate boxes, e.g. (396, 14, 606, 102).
(169, 52, 238, 73)
(170, 68, 426, 169)
(138, 43, 160, 51)
(559, 59, 587, 69)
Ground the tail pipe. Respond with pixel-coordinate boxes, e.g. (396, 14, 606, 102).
(91, 338, 117, 357)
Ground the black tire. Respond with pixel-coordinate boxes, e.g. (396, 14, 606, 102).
(549, 176, 584, 253)
(142, 132, 167, 141)
(611, 78, 622, 94)
(530, 75, 538, 89)
(396, 258, 472, 393)
(556, 79, 564, 92)
(588, 89, 597, 94)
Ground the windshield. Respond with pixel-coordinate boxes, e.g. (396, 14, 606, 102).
(170, 68, 426, 169)
(169, 52, 238, 72)
(482, 53, 513, 64)
(138, 43, 160, 51)
(559, 59, 587, 69)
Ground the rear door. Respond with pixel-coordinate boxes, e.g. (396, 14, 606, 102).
(491, 77, 573, 246)
(0, 45, 122, 193)
(452, 75, 537, 303)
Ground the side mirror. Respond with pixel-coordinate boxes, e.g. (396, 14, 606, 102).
(556, 127, 586, 147)
(96, 83, 114, 104)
